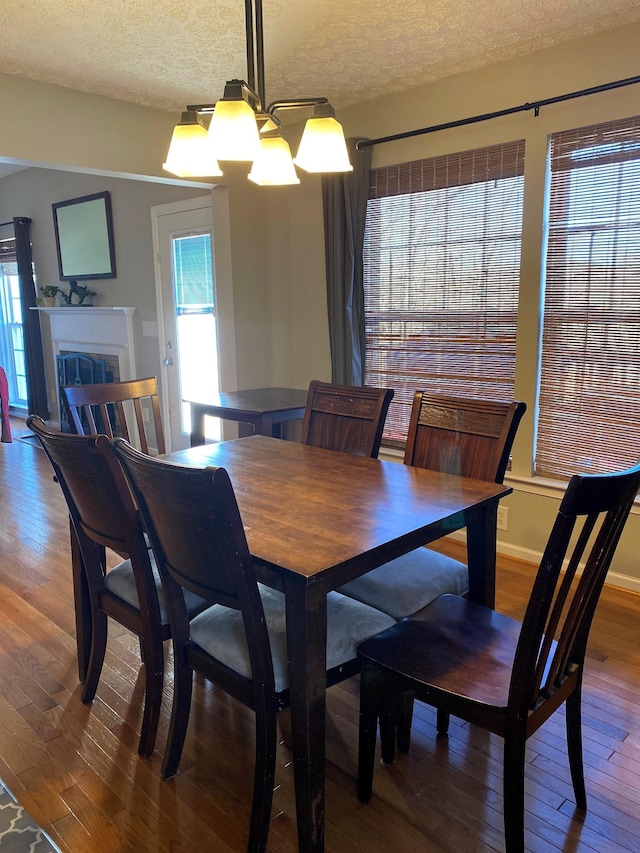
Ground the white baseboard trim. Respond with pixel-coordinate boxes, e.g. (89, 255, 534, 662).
(495, 539, 640, 593)
(445, 531, 640, 594)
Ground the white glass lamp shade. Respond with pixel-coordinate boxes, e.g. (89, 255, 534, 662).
(248, 136, 300, 186)
(294, 116, 353, 173)
(208, 99, 261, 161)
(163, 119, 223, 178)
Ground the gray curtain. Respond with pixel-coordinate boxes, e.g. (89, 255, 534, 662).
(14, 217, 49, 418)
(321, 138, 372, 386)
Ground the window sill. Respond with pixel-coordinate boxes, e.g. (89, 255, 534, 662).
(380, 447, 640, 515)
(379, 445, 404, 463)
(506, 472, 640, 514)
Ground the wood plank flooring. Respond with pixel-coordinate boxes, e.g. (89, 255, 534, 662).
(0, 421, 639, 852)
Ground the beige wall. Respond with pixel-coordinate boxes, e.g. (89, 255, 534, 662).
(0, 72, 176, 178)
(2, 22, 640, 587)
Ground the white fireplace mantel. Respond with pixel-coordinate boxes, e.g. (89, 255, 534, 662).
(33, 306, 137, 381)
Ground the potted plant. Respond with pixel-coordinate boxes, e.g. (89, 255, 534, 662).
(39, 285, 61, 307)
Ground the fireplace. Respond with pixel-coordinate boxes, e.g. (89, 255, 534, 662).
(36, 306, 136, 428)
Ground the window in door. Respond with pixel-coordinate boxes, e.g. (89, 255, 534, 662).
(537, 115, 640, 479)
(172, 232, 220, 441)
(363, 140, 525, 445)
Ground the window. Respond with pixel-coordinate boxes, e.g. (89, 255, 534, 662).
(537, 116, 640, 479)
(0, 237, 28, 409)
(363, 141, 525, 444)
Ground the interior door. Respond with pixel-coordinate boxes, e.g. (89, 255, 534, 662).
(153, 196, 221, 451)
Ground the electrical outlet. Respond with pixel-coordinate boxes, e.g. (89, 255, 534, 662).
(497, 504, 509, 531)
(142, 407, 150, 423)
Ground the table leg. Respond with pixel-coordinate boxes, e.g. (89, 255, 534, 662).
(70, 520, 91, 682)
(252, 414, 281, 438)
(285, 577, 327, 852)
(465, 501, 498, 608)
(189, 404, 207, 447)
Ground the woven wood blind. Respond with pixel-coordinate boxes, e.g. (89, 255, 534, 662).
(364, 140, 525, 445)
(537, 115, 640, 479)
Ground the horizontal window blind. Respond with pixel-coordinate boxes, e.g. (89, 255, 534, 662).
(537, 115, 640, 479)
(0, 237, 16, 264)
(364, 141, 525, 444)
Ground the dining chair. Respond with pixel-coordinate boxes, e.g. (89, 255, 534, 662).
(0, 366, 11, 443)
(338, 392, 526, 746)
(26, 416, 205, 757)
(62, 376, 165, 454)
(338, 393, 526, 619)
(356, 461, 640, 853)
(300, 380, 394, 458)
(112, 437, 396, 853)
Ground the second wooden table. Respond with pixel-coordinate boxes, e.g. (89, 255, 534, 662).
(186, 386, 308, 446)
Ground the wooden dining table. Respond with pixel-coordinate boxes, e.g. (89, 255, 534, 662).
(164, 434, 511, 852)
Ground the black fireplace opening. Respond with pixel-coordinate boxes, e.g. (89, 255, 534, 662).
(57, 351, 119, 433)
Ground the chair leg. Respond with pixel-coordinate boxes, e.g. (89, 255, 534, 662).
(70, 524, 91, 683)
(162, 656, 193, 780)
(379, 685, 397, 766)
(137, 635, 165, 758)
(566, 688, 587, 812)
(503, 733, 527, 853)
(436, 709, 450, 736)
(81, 609, 108, 704)
(248, 704, 277, 853)
(395, 692, 413, 753)
(357, 663, 383, 803)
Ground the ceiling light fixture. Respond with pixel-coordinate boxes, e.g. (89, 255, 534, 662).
(248, 130, 300, 186)
(163, 0, 352, 185)
(162, 110, 223, 178)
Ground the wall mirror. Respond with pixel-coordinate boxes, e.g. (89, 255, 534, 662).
(52, 190, 116, 280)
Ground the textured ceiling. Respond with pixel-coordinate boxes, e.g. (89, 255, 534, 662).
(0, 1, 638, 115)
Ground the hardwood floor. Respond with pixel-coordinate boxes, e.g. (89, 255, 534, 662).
(1, 421, 639, 852)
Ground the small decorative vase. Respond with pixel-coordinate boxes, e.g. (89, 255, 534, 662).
(42, 296, 56, 307)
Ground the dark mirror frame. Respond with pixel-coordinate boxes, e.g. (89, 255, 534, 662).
(52, 191, 117, 281)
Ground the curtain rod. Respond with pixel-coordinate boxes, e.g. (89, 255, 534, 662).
(356, 74, 640, 150)
(0, 221, 14, 228)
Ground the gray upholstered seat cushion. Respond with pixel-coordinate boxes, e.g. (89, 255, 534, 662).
(104, 554, 206, 621)
(337, 547, 468, 621)
(189, 586, 396, 692)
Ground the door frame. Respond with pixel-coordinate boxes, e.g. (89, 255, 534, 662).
(151, 190, 237, 450)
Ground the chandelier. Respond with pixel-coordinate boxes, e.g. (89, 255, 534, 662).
(163, 0, 353, 186)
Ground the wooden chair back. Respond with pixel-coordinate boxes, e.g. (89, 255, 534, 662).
(300, 380, 394, 458)
(27, 416, 143, 561)
(62, 377, 165, 455)
(512, 461, 640, 719)
(403, 392, 526, 482)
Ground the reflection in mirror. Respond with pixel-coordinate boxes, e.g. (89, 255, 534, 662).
(52, 191, 116, 280)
